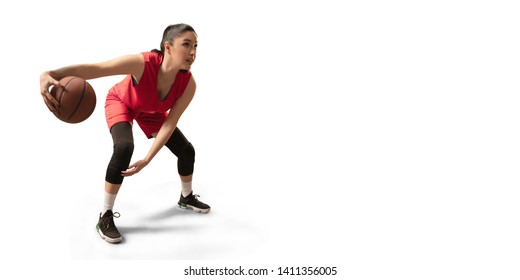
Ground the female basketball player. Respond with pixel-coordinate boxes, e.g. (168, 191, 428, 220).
(39, 23, 210, 244)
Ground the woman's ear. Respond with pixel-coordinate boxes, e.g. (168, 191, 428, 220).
(164, 41, 172, 54)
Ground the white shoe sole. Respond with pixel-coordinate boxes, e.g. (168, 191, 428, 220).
(179, 204, 211, 214)
(97, 227, 123, 243)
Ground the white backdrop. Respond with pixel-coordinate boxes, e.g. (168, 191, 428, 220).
(1, 0, 520, 279)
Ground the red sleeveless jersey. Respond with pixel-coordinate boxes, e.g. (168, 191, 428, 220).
(108, 51, 192, 113)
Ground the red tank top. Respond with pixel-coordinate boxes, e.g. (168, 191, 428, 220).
(108, 51, 192, 113)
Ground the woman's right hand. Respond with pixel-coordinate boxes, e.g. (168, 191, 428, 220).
(39, 71, 60, 112)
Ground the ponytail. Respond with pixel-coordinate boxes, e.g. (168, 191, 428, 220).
(154, 23, 196, 53)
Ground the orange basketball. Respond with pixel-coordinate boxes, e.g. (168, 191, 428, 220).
(50, 76, 96, 123)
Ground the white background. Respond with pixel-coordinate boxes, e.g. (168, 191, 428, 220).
(1, 0, 520, 279)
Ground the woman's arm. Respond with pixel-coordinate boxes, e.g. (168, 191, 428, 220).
(40, 54, 144, 111)
(121, 76, 197, 177)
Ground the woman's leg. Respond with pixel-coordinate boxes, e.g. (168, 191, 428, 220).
(164, 128, 210, 213)
(104, 122, 134, 191)
(164, 127, 195, 181)
(97, 122, 134, 243)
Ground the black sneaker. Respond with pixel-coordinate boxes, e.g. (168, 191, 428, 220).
(96, 210, 123, 243)
(178, 192, 211, 213)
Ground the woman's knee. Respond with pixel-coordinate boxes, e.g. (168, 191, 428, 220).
(177, 143, 195, 176)
(180, 142, 195, 161)
(113, 140, 134, 159)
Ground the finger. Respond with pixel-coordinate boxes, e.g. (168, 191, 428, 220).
(49, 94, 59, 108)
(45, 101, 54, 112)
(121, 169, 137, 177)
(122, 168, 135, 175)
(43, 95, 59, 111)
(50, 79, 60, 86)
(41, 85, 58, 108)
(42, 96, 56, 112)
(122, 166, 137, 174)
(43, 86, 60, 108)
(41, 78, 58, 94)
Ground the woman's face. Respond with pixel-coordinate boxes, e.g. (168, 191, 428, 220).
(167, 31, 198, 70)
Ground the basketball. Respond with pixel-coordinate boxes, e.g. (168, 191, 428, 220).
(50, 76, 96, 123)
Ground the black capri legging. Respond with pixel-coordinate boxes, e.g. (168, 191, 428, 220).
(105, 122, 195, 184)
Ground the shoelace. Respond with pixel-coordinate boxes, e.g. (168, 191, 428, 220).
(102, 212, 121, 231)
(192, 194, 206, 204)
(191, 194, 209, 207)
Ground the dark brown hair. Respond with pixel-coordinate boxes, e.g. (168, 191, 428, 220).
(152, 23, 197, 54)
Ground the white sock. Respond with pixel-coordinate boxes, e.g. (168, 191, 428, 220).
(102, 191, 118, 216)
(181, 181, 192, 197)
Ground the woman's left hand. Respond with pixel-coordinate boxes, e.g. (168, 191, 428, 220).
(121, 159, 149, 177)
